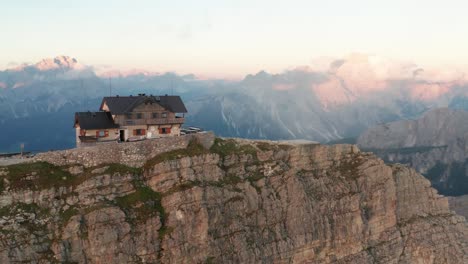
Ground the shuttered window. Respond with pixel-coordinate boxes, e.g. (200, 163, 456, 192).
(134, 129, 146, 136)
(159, 128, 171, 134)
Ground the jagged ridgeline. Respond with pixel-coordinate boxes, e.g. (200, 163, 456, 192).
(0, 133, 467, 263)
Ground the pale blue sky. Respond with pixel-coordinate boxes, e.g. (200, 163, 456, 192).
(1, 0, 468, 77)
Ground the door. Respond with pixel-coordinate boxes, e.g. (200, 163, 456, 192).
(119, 130, 125, 142)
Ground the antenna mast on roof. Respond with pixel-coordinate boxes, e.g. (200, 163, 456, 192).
(80, 78, 86, 111)
(109, 77, 112, 97)
(171, 77, 174, 95)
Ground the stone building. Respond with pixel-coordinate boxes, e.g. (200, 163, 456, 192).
(74, 94, 187, 147)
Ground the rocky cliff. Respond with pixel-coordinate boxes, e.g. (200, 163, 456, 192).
(357, 108, 468, 196)
(0, 133, 467, 263)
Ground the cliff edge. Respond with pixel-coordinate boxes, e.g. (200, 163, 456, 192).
(0, 133, 467, 263)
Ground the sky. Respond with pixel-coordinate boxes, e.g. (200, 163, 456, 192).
(1, 0, 468, 78)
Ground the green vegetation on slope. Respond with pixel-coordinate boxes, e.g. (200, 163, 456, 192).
(115, 182, 165, 223)
(144, 139, 210, 170)
(0, 162, 142, 192)
(210, 138, 257, 158)
(3, 162, 72, 190)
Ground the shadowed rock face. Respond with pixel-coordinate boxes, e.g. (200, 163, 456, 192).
(357, 108, 468, 196)
(0, 138, 467, 263)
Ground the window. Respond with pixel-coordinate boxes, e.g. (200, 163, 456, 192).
(96, 130, 109, 137)
(152, 112, 158, 118)
(159, 127, 171, 134)
(162, 112, 167, 118)
(125, 113, 132, 119)
(133, 129, 146, 136)
(136, 113, 143, 119)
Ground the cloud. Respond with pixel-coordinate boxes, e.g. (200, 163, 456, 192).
(272, 83, 295, 91)
(409, 83, 450, 101)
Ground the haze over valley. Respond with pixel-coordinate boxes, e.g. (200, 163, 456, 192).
(1, 55, 468, 153)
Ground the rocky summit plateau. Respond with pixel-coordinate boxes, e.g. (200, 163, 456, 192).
(0, 132, 467, 263)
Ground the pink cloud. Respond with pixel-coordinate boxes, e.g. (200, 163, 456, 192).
(312, 77, 355, 109)
(409, 83, 450, 101)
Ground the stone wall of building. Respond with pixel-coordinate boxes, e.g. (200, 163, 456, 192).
(33, 132, 215, 168)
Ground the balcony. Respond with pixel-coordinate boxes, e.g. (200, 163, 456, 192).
(122, 117, 185, 126)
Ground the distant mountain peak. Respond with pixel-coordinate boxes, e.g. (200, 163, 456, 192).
(35, 56, 80, 71)
(7, 55, 83, 73)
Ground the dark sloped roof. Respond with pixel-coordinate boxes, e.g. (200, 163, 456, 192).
(74, 112, 119, 130)
(100, 95, 187, 114)
(157, 95, 188, 113)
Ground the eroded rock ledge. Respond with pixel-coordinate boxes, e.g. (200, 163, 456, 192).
(0, 135, 467, 263)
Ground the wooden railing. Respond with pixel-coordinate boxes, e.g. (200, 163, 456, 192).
(121, 117, 185, 126)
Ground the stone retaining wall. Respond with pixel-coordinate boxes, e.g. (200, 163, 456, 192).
(33, 132, 215, 168)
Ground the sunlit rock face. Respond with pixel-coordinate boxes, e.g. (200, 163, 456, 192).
(0, 136, 467, 263)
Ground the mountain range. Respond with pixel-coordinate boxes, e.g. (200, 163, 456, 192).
(358, 108, 468, 196)
(1, 55, 468, 153)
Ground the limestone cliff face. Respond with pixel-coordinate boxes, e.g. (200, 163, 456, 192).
(0, 135, 467, 263)
(357, 108, 468, 196)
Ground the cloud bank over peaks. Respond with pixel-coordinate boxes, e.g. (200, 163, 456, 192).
(301, 53, 468, 107)
(3, 56, 96, 86)
(11, 56, 85, 72)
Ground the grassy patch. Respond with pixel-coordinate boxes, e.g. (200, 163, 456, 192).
(256, 142, 274, 152)
(104, 163, 142, 175)
(114, 182, 174, 240)
(4, 162, 73, 190)
(115, 185, 165, 224)
(158, 226, 174, 239)
(3, 162, 142, 191)
(60, 207, 79, 224)
(246, 172, 264, 194)
(216, 174, 242, 187)
(144, 139, 209, 170)
(210, 138, 257, 159)
(205, 256, 216, 264)
(246, 172, 264, 183)
(335, 155, 362, 179)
